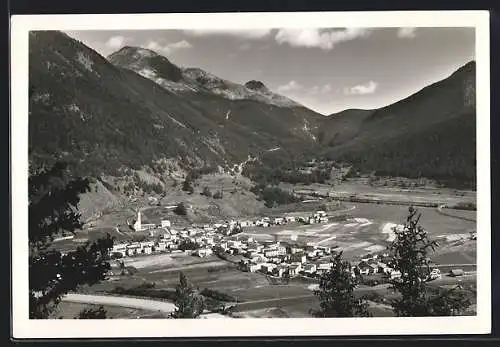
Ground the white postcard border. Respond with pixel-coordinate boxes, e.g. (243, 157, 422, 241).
(10, 10, 491, 338)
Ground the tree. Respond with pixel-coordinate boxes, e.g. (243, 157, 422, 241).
(387, 206, 471, 316)
(182, 179, 194, 194)
(119, 260, 125, 276)
(173, 202, 187, 216)
(29, 162, 114, 319)
(201, 186, 212, 198)
(178, 239, 199, 251)
(76, 305, 107, 319)
(171, 272, 204, 318)
(311, 252, 371, 317)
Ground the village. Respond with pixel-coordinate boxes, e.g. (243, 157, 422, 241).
(110, 209, 443, 283)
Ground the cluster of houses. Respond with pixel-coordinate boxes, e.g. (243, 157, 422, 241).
(234, 241, 407, 280)
(350, 253, 402, 280)
(111, 209, 331, 259)
(237, 240, 336, 278)
(232, 210, 329, 229)
(111, 209, 407, 282)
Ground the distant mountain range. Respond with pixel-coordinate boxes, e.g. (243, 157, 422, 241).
(29, 31, 323, 177)
(319, 61, 476, 188)
(108, 46, 302, 108)
(28, 30, 476, 188)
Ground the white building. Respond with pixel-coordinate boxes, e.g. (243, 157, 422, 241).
(263, 246, 286, 258)
(251, 255, 268, 264)
(290, 247, 304, 254)
(303, 263, 317, 274)
(261, 263, 277, 274)
(195, 248, 213, 257)
(247, 263, 262, 272)
(112, 243, 128, 257)
(317, 262, 333, 271)
(390, 270, 402, 279)
(288, 264, 301, 276)
(274, 217, 284, 225)
(133, 211, 142, 231)
(290, 262, 303, 271)
(161, 220, 171, 228)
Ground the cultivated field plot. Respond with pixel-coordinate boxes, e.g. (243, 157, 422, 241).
(304, 182, 476, 206)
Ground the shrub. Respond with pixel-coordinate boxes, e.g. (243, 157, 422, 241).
(178, 239, 199, 251)
(213, 190, 223, 199)
(201, 187, 212, 197)
(182, 180, 194, 194)
(174, 202, 188, 216)
(200, 288, 236, 302)
(76, 305, 107, 319)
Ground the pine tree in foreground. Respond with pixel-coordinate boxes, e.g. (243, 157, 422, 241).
(311, 252, 371, 317)
(29, 162, 114, 319)
(388, 206, 471, 316)
(171, 272, 205, 318)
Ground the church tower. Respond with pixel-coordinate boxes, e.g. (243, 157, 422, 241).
(133, 210, 142, 231)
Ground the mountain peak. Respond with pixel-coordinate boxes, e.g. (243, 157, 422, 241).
(244, 80, 269, 92)
(108, 45, 182, 82)
(108, 46, 163, 60)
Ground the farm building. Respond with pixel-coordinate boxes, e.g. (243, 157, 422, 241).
(303, 263, 317, 274)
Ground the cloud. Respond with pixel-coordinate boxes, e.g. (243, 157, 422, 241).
(183, 29, 272, 39)
(277, 81, 334, 96)
(105, 35, 128, 49)
(275, 28, 372, 50)
(277, 80, 304, 93)
(397, 27, 417, 38)
(344, 81, 378, 95)
(143, 40, 193, 55)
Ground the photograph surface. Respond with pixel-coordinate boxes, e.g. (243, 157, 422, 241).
(11, 10, 491, 338)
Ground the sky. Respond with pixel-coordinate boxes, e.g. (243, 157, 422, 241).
(65, 27, 475, 115)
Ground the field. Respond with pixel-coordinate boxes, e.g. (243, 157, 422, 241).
(294, 181, 476, 206)
(235, 202, 476, 262)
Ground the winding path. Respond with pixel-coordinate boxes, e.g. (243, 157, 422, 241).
(62, 293, 176, 313)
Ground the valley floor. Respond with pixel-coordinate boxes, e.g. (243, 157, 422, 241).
(58, 185, 477, 319)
